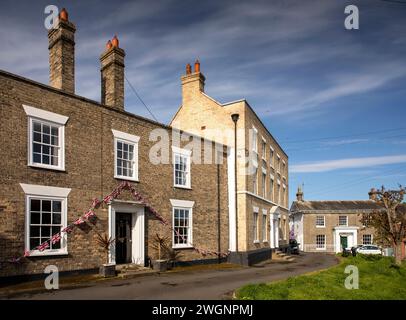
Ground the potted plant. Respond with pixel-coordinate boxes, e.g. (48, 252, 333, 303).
(151, 233, 169, 272)
(96, 232, 116, 277)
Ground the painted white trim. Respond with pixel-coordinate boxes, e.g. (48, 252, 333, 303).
(170, 199, 195, 208)
(27, 117, 66, 171)
(23, 105, 69, 125)
(270, 145, 274, 152)
(262, 209, 267, 215)
(237, 190, 289, 210)
(111, 129, 140, 144)
(20, 183, 71, 197)
(227, 147, 236, 252)
(277, 179, 281, 185)
(113, 136, 139, 182)
(261, 166, 267, 174)
(253, 206, 259, 213)
(172, 148, 192, 189)
(108, 202, 145, 265)
(24, 193, 68, 257)
(172, 205, 194, 249)
(270, 174, 275, 180)
(171, 146, 192, 156)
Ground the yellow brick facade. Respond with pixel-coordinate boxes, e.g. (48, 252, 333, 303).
(171, 67, 289, 255)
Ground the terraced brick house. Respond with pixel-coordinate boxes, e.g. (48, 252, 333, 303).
(0, 9, 231, 280)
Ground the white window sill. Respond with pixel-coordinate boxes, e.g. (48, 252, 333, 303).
(28, 250, 68, 257)
(263, 240, 268, 243)
(316, 248, 326, 251)
(114, 175, 139, 182)
(316, 226, 325, 228)
(253, 240, 260, 244)
(29, 163, 65, 172)
(174, 185, 192, 190)
(172, 245, 194, 250)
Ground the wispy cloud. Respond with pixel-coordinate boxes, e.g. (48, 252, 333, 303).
(320, 138, 369, 146)
(291, 154, 406, 173)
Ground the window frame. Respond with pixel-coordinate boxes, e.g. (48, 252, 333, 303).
(262, 210, 268, 242)
(316, 215, 325, 228)
(253, 166, 258, 195)
(363, 234, 373, 245)
(338, 215, 348, 227)
(253, 209, 259, 243)
(172, 146, 192, 189)
(170, 199, 195, 249)
(24, 105, 68, 171)
(112, 129, 140, 182)
(316, 234, 326, 250)
(20, 183, 71, 257)
(261, 168, 267, 198)
(252, 127, 258, 153)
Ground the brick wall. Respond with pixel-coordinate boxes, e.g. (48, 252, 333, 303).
(0, 71, 229, 277)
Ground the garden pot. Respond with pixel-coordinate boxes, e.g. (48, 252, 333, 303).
(100, 263, 116, 277)
(152, 259, 168, 272)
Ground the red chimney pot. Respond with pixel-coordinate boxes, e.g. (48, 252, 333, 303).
(186, 63, 192, 75)
(112, 35, 119, 48)
(194, 59, 200, 73)
(106, 40, 112, 50)
(59, 8, 69, 21)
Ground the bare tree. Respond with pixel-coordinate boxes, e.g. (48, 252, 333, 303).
(361, 186, 406, 265)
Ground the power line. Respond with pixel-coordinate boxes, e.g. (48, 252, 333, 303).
(281, 127, 406, 144)
(124, 75, 159, 122)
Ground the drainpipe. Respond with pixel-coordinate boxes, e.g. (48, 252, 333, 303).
(231, 113, 240, 252)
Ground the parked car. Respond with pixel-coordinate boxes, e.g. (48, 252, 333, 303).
(288, 239, 300, 255)
(356, 245, 382, 255)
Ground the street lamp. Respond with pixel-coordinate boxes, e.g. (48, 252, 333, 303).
(231, 113, 239, 252)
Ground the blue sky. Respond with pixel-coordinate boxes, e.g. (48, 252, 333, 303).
(1, 0, 405, 204)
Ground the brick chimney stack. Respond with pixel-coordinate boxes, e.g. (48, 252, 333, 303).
(368, 188, 377, 201)
(181, 59, 205, 107)
(48, 8, 76, 94)
(100, 35, 126, 110)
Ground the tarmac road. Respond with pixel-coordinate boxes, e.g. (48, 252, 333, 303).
(11, 253, 337, 300)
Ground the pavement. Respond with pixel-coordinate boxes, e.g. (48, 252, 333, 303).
(4, 253, 338, 300)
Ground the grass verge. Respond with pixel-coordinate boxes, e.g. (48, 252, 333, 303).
(235, 255, 406, 300)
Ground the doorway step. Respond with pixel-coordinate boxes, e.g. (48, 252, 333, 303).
(116, 264, 154, 278)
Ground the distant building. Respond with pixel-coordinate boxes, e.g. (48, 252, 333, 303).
(289, 187, 385, 253)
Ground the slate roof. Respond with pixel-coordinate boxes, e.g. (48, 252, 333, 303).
(290, 200, 384, 213)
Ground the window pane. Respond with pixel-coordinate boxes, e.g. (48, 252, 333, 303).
(117, 141, 122, 150)
(124, 143, 128, 152)
(33, 122, 41, 132)
(30, 226, 40, 237)
(52, 241, 61, 250)
(33, 143, 41, 153)
(31, 199, 41, 211)
(31, 212, 40, 224)
(30, 238, 40, 250)
(43, 134, 50, 144)
(52, 213, 61, 224)
(51, 156, 58, 166)
(33, 132, 42, 143)
(51, 127, 58, 136)
(42, 212, 51, 224)
(52, 201, 61, 212)
(42, 155, 50, 164)
(43, 145, 50, 155)
(42, 200, 51, 212)
(43, 125, 50, 134)
(42, 226, 51, 238)
(51, 136, 58, 146)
